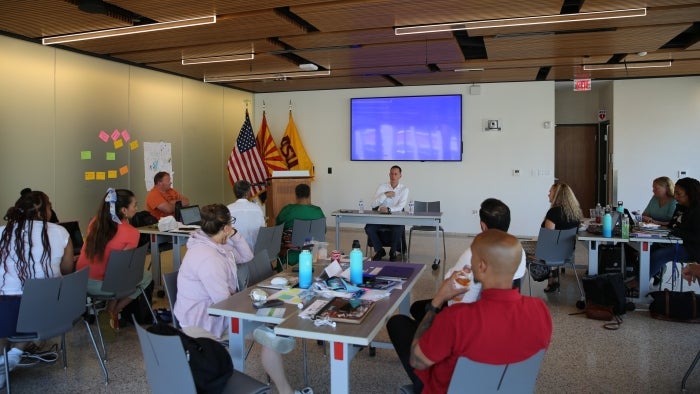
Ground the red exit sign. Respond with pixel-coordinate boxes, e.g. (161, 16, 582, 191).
(574, 78, 591, 91)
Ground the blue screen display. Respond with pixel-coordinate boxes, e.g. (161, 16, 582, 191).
(350, 94, 462, 161)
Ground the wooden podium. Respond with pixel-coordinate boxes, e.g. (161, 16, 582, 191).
(265, 177, 312, 227)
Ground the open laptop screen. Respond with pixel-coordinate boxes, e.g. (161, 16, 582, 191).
(180, 205, 202, 225)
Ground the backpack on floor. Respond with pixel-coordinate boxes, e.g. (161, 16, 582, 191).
(582, 273, 630, 329)
(147, 323, 233, 394)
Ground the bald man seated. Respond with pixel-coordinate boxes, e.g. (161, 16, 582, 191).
(387, 230, 553, 394)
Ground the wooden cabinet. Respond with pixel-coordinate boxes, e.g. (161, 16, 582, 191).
(264, 177, 312, 227)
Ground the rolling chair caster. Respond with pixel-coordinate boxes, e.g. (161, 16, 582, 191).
(431, 259, 440, 271)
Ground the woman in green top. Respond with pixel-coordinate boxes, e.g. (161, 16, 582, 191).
(642, 176, 677, 226)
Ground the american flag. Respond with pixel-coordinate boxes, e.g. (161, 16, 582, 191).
(227, 110, 268, 196)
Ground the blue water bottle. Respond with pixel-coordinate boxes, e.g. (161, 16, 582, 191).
(602, 213, 612, 238)
(349, 240, 364, 285)
(299, 248, 313, 289)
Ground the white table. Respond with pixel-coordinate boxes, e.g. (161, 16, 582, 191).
(578, 231, 682, 303)
(208, 261, 424, 394)
(332, 210, 443, 270)
(137, 226, 191, 292)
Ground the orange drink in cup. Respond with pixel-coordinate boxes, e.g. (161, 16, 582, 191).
(452, 271, 472, 302)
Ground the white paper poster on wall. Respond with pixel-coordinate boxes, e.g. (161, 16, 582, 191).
(144, 142, 174, 190)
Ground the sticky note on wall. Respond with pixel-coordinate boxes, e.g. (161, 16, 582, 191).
(108, 170, 117, 179)
(81, 151, 92, 160)
(85, 172, 95, 181)
(119, 165, 128, 175)
(106, 152, 116, 160)
(96, 172, 106, 180)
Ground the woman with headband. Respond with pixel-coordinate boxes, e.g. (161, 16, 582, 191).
(76, 188, 152, 329)
(1, 191, 74, 388)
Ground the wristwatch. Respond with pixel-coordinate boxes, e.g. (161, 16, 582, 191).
(425, 302, 440, 314)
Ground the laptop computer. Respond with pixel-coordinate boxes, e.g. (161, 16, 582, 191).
(58, 221, 84, 256)
(180, 205, 202, 226)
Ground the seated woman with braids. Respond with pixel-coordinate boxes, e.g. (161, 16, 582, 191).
(76, 188, 152, 329)
(0, 191, 74, 389)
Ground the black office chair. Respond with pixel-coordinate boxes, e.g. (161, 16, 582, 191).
(366, 227, 407, 261)
(285, 218, 326, 268)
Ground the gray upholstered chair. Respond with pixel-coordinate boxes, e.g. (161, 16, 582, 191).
(407, 201, 446, 263)
(134, 319, 269, 394)
(3, 268, 108, 393)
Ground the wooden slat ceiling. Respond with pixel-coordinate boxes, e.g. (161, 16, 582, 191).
(1, 0, 699, 93)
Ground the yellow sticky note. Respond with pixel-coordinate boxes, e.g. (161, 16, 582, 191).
(130, 140, 139, 150)
(106, 152, 116, 161)
(114, 139, 124, 149)
(119, 165, 129, 175)
(85, 171, 95, 181)
(108, 170, 118, 179)
(96, 172, 106, 180)
(81, 151, 92, 160)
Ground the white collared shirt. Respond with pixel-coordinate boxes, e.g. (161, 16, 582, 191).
(371, 182, 409, 212)
(227, 198, 265, 250)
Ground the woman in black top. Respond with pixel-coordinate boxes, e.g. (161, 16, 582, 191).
(541, 182, 582, 292)
(649, 177, 700, 278)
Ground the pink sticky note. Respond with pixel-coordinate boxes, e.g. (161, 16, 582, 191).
(121, 130, 131, 142)
(98, 131, 109, 142)
(111, 129, 121, 141)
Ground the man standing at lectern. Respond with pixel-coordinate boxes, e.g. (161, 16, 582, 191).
(365, 165, 409, 261)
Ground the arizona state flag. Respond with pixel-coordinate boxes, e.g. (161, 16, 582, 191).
(256, 111, 288, 177)
(280, 111, 314, 177)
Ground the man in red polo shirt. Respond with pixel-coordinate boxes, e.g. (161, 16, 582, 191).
(389, 229, 552, 393)
(146, 171, 190, 220)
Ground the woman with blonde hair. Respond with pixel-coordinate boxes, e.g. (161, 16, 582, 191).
(642, 176, 676, 226)
(541, 182, 582, 292)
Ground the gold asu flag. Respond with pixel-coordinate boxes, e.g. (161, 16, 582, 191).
(256, 111, 288, 177)
(280, 111, 314, 177)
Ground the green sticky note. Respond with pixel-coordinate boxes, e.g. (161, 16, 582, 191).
(81, 151, 92, 160)
(106, 152, 116, 161)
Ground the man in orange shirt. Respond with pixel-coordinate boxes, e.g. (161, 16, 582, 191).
(146, 171, 190, 219)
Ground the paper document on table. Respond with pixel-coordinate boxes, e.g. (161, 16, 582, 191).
(268, 288, 304, 304)
(256, 308, 285, 318)
(325, 260, 343, 278)
(299, 299, 332, 320)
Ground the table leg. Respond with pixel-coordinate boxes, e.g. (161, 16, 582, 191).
(335, 217, 341, 252)
(150, 234, 162, 290)
(172, 235, 184, 271)
(432, 219, 441, 272)
(638, 241, 651, 303)
(329, 341, 360, 394)
(228, 317, 262, 373)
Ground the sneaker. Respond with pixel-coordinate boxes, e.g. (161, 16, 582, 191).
(389, 251, 397, 262)
(294, 387, 314, 394)
(0, 348, 23, 379)
(253, 326, 295, 354)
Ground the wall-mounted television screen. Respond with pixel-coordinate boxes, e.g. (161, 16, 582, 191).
(350, 94, 462, 161)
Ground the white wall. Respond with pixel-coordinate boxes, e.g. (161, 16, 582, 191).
(254, 82, 556, 237)
(613, 77, 700, 212)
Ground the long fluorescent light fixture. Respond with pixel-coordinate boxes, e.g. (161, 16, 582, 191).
(454, 68, 484, 72)
(583, 61, 672, 71)
(42, 15, 216, 45)
(395, 8, 646, 35)
(182, 53, 254, 65)
(204, 70, 330, 83)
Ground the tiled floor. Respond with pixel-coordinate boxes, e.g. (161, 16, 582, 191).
(5, 229, 700, 393)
